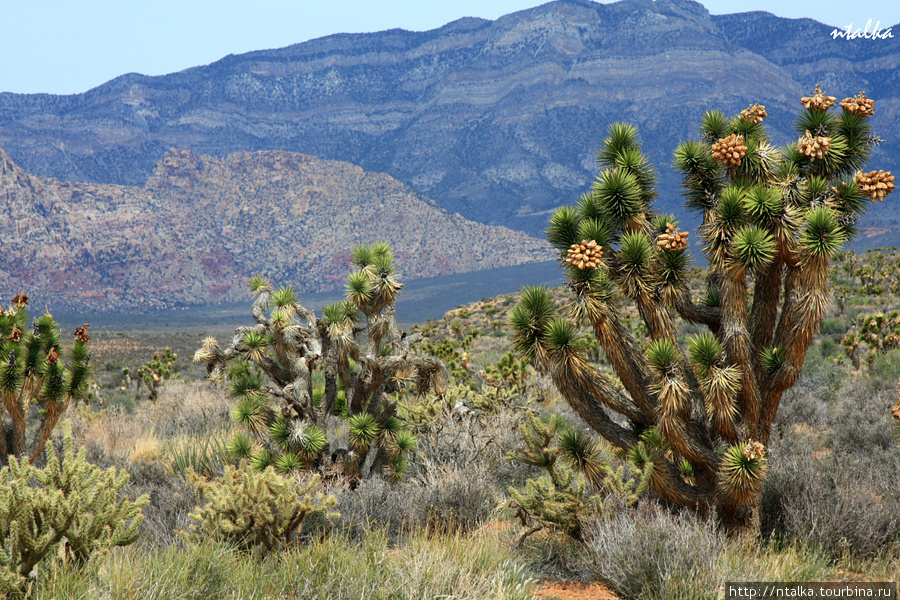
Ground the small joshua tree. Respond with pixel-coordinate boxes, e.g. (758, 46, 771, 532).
(194, 242, 446, 481)
(511, 88, 893, 531)
(0, 294, 92, 466)
(136, 347, 177, 401)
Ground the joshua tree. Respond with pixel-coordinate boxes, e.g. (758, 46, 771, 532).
(511, 88, 894, 531)
(0, 294, 92, 466)
(136, 347, 177, 401)
(194, 242, 446, 481)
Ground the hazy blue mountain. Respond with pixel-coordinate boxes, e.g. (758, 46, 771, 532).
(0, 0, 897, 239)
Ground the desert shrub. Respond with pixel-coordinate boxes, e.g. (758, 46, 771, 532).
(585, 505, 724, 600)
(0, 422, 147, 599)
(825, 375, 896, 454)
(762, 368, 900, 558)
(335, 462, 501, 539)
(183, 464, 337, 552)
(761, 450, 900, 559)
(819, 337, 839, 358)
(721, 541, 831, 583)
(125, 459, 197, 547)
(412, 408, 532, 488)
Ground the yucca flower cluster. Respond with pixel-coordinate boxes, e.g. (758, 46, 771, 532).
(798, 130, 832, 159)
(512, 87, 891, 532)
(711, 133, 747, 166)
(740, 104, 767, 124)
(565, 239, 603, 270)
(840, 91, 875, 116)
(194, 242, 446, 483)
(656, 222, 689, 251)
(801, 83, 836, 110)
(857, 169, 896, 201)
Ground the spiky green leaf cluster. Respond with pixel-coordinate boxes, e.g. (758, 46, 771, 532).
(720, 443, 768, 504)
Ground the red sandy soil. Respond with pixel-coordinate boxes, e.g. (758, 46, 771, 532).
(533, 580, 620, 600)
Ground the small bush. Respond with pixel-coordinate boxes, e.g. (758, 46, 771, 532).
(761, 450, 900, 559)
(585, 505, 724, 600)
(336, 463, 501, 538)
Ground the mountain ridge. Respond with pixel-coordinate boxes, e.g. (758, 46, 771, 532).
(0, 0, 897, 237)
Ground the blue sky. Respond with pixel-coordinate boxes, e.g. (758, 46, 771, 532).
(2, 0, 897, 95)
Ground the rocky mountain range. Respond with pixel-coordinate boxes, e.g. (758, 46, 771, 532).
(1, 0, 897, 239)
(0, 145, 551, 310)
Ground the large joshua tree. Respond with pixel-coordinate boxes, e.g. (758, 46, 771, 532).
(511, 88, 894, 530)
(194, 242, 446, 481)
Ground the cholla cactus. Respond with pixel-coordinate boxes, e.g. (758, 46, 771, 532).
(512, 88, 892, 531)
(0, 294, 91, 466)
(507, 413, 649, 542)
(1, 422, 147, 598)
(184, 466, 336, 551)
(194, 242, 446, 481)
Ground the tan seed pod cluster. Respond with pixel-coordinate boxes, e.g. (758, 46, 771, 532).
(742, 440, 766, 461)
(857, 170, 896, 202)
(798, 130, 832, 159)
(711, 134, 747, 167)
(565, 239, 603, 270)
(739, 104, 767, 124)
(74, 324, 91, 343)
(46, 347, 60, 365)
(657, 222, 689, 250)
(840, 91, 875, 116)
(801, 84, 836, 111)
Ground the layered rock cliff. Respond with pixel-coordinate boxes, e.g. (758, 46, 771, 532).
(0, 146, 552, 310)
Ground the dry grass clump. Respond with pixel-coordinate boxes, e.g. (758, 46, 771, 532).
(129, 434, 162, 464)
(70, 380, 231, 464)
(336, 463, 503, 539)
(32, 531, 536, 600)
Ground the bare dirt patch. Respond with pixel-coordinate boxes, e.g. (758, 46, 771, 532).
(533, 580, 620, 600)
